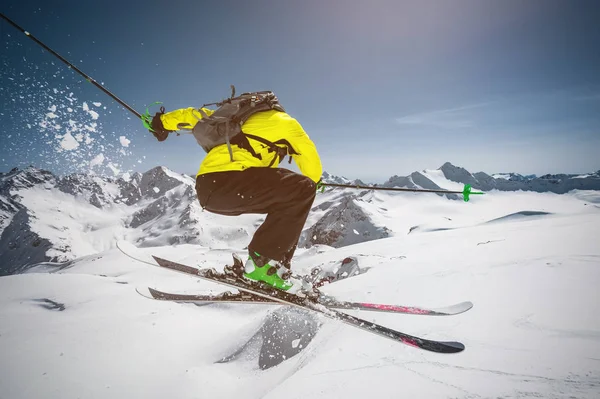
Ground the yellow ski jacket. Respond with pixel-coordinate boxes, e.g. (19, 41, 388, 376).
(160, 107, 322, 183)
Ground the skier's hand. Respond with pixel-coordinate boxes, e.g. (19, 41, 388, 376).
(149, 107, 174, 142)
(316, 179, 325, 193)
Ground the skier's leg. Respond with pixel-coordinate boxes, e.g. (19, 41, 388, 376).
(196, 167, 316, 262)
(247, 172, 315, 262)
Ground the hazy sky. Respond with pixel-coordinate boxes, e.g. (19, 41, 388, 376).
(1, 0, 599, 182)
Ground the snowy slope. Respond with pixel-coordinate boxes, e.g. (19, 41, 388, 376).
(4, 163, 600, 274)
(0, 167, 266, 273)
(1, 189, 599, 398)
(420, 168, 466, 192)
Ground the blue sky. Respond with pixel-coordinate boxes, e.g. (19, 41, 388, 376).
(1, 0, 599, 182)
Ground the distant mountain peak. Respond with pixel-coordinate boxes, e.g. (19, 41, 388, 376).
(439, 162, 479, 186)
(439, 161, 458, 169)
(0, 166, 55, 191)
(321, 171, 365, 186)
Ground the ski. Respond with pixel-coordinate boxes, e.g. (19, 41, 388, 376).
(138, 286, 473, 316)
(151, 255, 466, 354)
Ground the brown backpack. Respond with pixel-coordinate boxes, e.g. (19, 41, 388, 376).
(190, 86, 297, 165)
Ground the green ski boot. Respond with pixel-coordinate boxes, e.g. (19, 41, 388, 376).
(243, 252, 293, 291)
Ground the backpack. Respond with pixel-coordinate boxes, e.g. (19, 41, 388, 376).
(191, 86, 297, 165)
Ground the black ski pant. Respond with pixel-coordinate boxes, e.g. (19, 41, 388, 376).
(195, 168, 317, 265)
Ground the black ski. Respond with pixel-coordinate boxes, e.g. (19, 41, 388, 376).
(151, 255, 466, 354)
(137, 286, 473, 316)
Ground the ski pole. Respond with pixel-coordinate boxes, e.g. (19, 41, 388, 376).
(321, 182, 484, 202)
(0, 12, 142, 120)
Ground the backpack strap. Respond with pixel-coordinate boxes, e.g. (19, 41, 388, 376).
(243, 134, 300, 166)
(229, 134, 263, 161)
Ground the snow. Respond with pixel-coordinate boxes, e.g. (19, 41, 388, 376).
(119, 136, 131, 147)
(15, 186, 130, 260)
(59, 132, 80, 150)
(0, 181, 599, 398)
(1, 71, 131, 177)
(107, 163, 120, 175)
(492, 173, 511, 180)
(89, 153, 105, 167)
(161, 166, 195, 185)
(420, 168, 466, 191)
(82, 102, 99, 120)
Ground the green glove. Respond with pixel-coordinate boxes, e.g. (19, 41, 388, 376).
(316, 179, 325, 193)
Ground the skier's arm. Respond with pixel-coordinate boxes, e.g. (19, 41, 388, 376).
(160, 107, 215, 131)
(286, 118, 323, 183)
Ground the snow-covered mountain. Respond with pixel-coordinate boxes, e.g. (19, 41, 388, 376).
(2, 162, 600, 275)
(320, 171, 365, 186)
(0, 166, 265, 275)
(0, 169, 599, 398)
(492, 172, 537, 181)
(299, 191, 391, 248)
(439, 162, 600, 193)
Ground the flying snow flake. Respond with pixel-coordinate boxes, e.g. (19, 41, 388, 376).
(107, 163, 120, 176)
(93, 102, 102, 107)
(82, 102, 100, 120)
(89, 153, 105, 167)
(83, 123, 97, 132)
(87, 109, 100, 120)
(353, 229, 359, 235)
(119, 136, 131, 147)
(153, 187, 160, 193)
(60, 132, 80, 150)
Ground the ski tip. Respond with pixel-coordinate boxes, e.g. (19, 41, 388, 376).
(402, 337, 465, 353)
(152, 255, 167, 265)
(432, 301, 473, 316)
(453, 301, 474, 314)
(439, 341, 466, 353)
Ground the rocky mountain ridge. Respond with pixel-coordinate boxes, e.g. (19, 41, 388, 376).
(1, 162, 598, 274)
(439, 162, 600, 194)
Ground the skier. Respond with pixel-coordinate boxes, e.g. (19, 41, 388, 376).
(146, 92, 322, 292)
